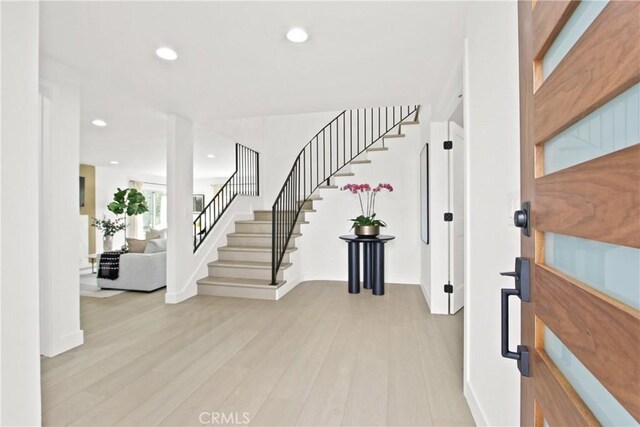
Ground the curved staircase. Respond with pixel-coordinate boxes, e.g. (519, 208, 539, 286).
(197, 105, 420, 299)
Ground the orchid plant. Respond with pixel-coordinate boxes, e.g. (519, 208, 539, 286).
(340, 183, 394, 229)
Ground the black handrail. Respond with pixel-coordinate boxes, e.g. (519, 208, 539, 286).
(271, 105, 419, 284)
(193, 143, 259, 252)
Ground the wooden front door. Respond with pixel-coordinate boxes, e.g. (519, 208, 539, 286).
(517, 1, 639, 425)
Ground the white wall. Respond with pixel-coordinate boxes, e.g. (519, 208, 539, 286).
(0, 2, 42, 424)
(39, 80, 84, 357)
(260, 111, 338, 205)
(463, 2, 521, 426)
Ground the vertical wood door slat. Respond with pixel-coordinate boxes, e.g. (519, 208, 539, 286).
(535, 144, 640, 248)
(536, 264, 640, 421)
(534, 1, 640, 144)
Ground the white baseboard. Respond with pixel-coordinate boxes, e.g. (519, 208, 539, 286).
(464, 380, 488, 426)
(42, 329, 84, 357)
(275, 278, 302, 299)
(165, 286, 198, 304)
(420, 282, 432, 312)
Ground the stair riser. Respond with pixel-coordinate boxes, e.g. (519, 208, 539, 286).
(254, 211, 307, 222)
(208, 265, 284, 281)
(227, 235, 297, 248)
(218, 250, 290, 264)
(298, 200, 314, 210)
(235, 222, 301, 234)
(198, 284, 278, 300)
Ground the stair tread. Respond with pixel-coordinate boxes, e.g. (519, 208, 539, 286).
(401, 120, 420, 125)
(254, 209, 316, 214)
(236, 220, 309, 225)
(367, 147, 389, 152)
(197, 276, 285, 288)
(350, 159, 372, 164)
(228, 232, 303, 238)
(334, 172, 355, 177)
(319, 185, 339, 189)
(219, 245, 297, 252)
(208, 260, 292, 269)
(383, 133, 405, 138)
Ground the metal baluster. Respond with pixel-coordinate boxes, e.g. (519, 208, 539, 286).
(329, 123, 333, 175)
(364, 108, 367, 149)
(350, 110, 353, 160)
(385, 107, 388, 133)
(370, 108, 373, 147)
(342, 114, 346, 167)
(323, 130, 326, 180)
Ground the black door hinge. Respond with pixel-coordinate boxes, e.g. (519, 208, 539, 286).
(444, 212, 453, 222)
(444, 283, 453, 293)
(443, 140, 453, 150)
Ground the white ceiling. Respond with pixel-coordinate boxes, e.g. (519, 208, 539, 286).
(40, 1, 469, 178)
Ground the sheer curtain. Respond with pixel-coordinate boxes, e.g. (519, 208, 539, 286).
(127, 180, 144, 239)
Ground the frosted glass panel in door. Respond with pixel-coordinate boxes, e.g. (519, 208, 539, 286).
(544, 83, 639, 174)
(542, 0, 608, 80)
(545, 233, 640, 310)
(545, 326, 636, 426)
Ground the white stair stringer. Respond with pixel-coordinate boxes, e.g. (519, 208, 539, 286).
(197, 109, 418, 300)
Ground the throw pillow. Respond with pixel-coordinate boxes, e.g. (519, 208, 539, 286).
(145, 228, 167, 240)
(144, 238, 167, 254)
(126, 238, 148, 253)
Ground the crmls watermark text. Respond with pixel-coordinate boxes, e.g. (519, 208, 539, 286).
(199, 412, 250, 425)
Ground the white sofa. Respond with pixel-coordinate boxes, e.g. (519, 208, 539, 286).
(97, 251, 166, 292)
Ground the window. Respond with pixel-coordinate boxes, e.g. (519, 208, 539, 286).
(141, 183, 167, 232)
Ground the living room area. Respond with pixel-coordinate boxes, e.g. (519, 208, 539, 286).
(75, 100, 241, 297)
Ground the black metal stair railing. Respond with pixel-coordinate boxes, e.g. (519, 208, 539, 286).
(271, 105, 419, 284)
(193, 143, 259, 252)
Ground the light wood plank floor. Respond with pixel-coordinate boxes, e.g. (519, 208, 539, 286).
(42, 281, 474, 427)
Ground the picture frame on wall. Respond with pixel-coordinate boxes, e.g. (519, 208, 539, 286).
(79, 176, 86, 208)
(193, 194, 205, 213)
(420, 143, 429, 244)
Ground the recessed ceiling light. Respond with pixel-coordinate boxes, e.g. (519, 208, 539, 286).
(286, 28, 308, 43)
(206, 154, 216, 158)
(92, 119, 107, 127)
(156, 47, 178, 61)
(110, 160, 119, 165)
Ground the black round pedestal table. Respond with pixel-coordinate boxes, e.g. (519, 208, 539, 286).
(339, 235, 395, 296)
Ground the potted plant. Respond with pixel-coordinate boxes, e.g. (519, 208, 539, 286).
(107, 187, 149, 249)
(341, 183, 393, 237)
(91, 216, 126, 251)
(107, 187, 149, 217)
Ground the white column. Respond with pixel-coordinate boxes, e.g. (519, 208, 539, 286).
(39, 81, 83, 357)
(166, 114, 195, 303)
(0, 1, 42, 424)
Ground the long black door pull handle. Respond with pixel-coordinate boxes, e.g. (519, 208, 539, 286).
(500, 257, 530, 377)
